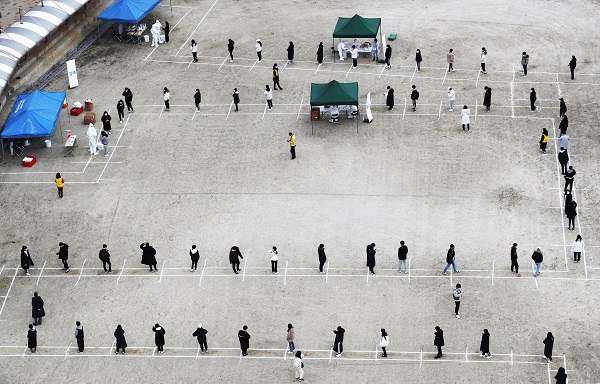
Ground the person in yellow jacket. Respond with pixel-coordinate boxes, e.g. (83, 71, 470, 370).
(287, 132, 296, 160)
(55, 172, 64, 198)
(539, 128, 548, 153)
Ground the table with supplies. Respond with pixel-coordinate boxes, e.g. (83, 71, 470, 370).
(64, 134, 77, 157)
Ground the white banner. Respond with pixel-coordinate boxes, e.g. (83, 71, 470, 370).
(66, 60, 78, 88)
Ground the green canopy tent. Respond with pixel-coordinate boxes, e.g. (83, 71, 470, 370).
(310, 80, 359, 133)
(332, 14, 382, 61)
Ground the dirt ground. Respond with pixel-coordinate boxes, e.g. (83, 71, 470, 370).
(0, 0, 599, 382)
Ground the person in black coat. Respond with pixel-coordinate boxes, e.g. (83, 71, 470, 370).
(287, 42, 294, 64)
(564, 166, 576, 194)
(568, 55, 576, 80)
(443, 244, 460, 274)
(122, 88, 134, 113)
(530, 88, 537, 111)
(555, 367, 567, 384)
(410, 85, 419, 112)
(162, 21, 170, 43)
(153, 324, 166, 353)
(318, 244, 326, 273)
(415, 49, 422, 71)
(384, 44, 392, 69)
(99, 244, 111, 273)
(114, 325, 127, 354)
(116, 100, 125, 123)
(229, 246, 243, 274)
(194, 89, 201, 112)
(316, 42, 324, 65)
(559, 115, 568, 137)
(57, 242, 69, 272)
(479, 329, 491, 358)
(559, 98, 567, 118)
(510, 243, 519, 275)
(232, 88, 240, 112)
(20, 246, 34, 276)
(543, 332, 554, 362)
(227, 39, 235, 61)
(238, 325, 250, 356)
(193, 323, 208, 352)
(434, 326, 444, 358)
(564, 191, 572, 215)
(31, 292, 45, 325)
(332, 326, 345, 357)
(140, 242, 157, 272)
(483, 86, 492, 112)
(366, 243, 376, 274)
(74, 321, 84, 352)
(385, 86, 394, 110)
(101, 111, 112, 134)
(558, 147, 569, 174)
(190, 245, 200, 271)
(27, 324, 37, 353)
(566, 200, 577, 230)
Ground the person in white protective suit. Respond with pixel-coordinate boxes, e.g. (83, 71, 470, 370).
(86, 123, 98, 155)
(151, 20, 162, 47)
(337, 40, 346, 60)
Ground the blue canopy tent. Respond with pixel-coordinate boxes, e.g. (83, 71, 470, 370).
(97, 0, 164, 23)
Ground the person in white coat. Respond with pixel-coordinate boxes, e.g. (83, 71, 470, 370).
(480, 47, 487, 74)
(293, 351, 304, 381)
(255, 39, 263, 62)
(447, 87, 456, 111)
(86, 123, 98, 155)
(379, 329, 389, 357)
(269, 246, 278, 274)
(337, 40, 346, 60)
(572, 235, 583, 262)
(163, 87, 170, 111)
(461, 105, 471, 131)
(151, 20, 161, 47)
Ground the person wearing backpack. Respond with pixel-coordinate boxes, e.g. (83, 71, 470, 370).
(410, 85, 419, 112)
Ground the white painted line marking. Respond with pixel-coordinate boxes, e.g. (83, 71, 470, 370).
(199, 258, 207, 287)
(36, 261, 45, 286)
(410, 67, 416, 83)
(284, 261, 288, 285)
(64, 342, 72, 360)
(159, 260, 166, 283)
(143, 46, 158, 61)
(110, 340, 115, 355)
(476, 70, 480, 87)
(314, 63, 321, 74)
(117, 259, 126, 285)
(442, 69, 447, 84)
(296, 98, 303, 121)
(242, 258, 247, 282)
(75, 259, 86, 285)
(250, 59, 259, 72)
(475, 99, 478, 122)
(0, 268, 19, 317)
(262, 104, 267, 120)
(346, 65, 352, 78)
(176, 0, 221, 56)
(438, 100, 442, 120)
(402, 98, 407, 119)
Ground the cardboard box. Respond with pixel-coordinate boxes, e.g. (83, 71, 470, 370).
(311, 107, 320, 121)
(22, 156, 36, 167)
(70, 106, 83, 116)
(84, 101, 94, 111)
(83, 112, 96, 125)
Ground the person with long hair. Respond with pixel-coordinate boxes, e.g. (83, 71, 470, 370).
(191, 40, 198, 62)
(572, 235, 583, 262)
(379, 329, 389, 357)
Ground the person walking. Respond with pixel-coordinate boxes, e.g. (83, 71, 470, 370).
(558, 134, 570, 150)
(532, 247, 543, 277)
(443, 244, 460, 274)
(54, 172, 64, 198)
(140, 242, 158, 272)
(452, 283, 463, 319)
(434, 326, 444, 358)
(483, 86, 492, 112)
(564, 165, 576, 194)
(318, 244, 327, 273)
(332, 326, 345, 357)
(193, 323, 208, 353)
(57, 242, 69, 272)
(568, 55, 577, 80)
(530, 88, 537, 111)
(415, 49, 422, 71)
(350, 45, 359, 68)
(480, 47, 487, 74)
(572, 235, 583, 262)
(539, 128, 549, 153)
(86, 123, 98, 155)
(153, 324, 166, 354)
(264, 85, 273, 110)
(543, 332, 554, 362)
(366, 243, 376, 274)
(558, 147, 569, 174)
(31, 292, 45, 325)
(371, 38, 378, 62)
(227, 39, 234, 62)
(232, 88, 240, 112)
(269, 246, 278, 274)
(100, 131, 109, 157)
(398, 240, 408, 273)
(385, 86, 394, 110)
(114, 325, 127, 354)
(272, 64, 283, 90)
(510, 243, 520, 276)
(255, 39, 263, 62)
(287, 42, 295, 64)
(287, 132, 296, 160)
(189, 245, 200, 271)
(479, 329, 491, 358)
(559, 115, 568, 137)
(27, 324, 37, 353)
(99, 244, 111, 273)
(229, 246, 243, 274)
(163, 87, 170, 111)
(74, 321, 84, 352)
(566, 200, 577, 230)
(461, 105, 471, 131)
(521, 52, 529, 76)
(294, 351, 304, 381)
(410, 85, 419, 112)
(287, 323, 295, 354)
(101, 111, 112, 135)
(317, 42, 324, 65)
(384, 44, 392, 69)
(447, 87, 455, 111)
(238, 325, 250, 356)
(191, 40, 198, 62)
(194, 89, 201, 112)
(20, 246, 34, 276)
(559, 98, 567, 118)
(162, 21, 170, 43)
(555, 367, 567, 384)
(447, 48, 455, 72)
(379, 329, 389, 357)
(116, 100, 125, 123)
(122, 87, 134, 113)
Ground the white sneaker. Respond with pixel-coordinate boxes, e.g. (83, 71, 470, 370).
(449, 109, 453, 112)
(190, 268, 194, 272)
(404, 270, 408, 274)
(456, 314, 461, 319)
(26, 272, 30, 276)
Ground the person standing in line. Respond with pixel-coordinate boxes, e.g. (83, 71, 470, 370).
(286, 323, 295, 354)
(398, 240, 408, 273)
(564, 165, 576, 194)
(317, 42, 324, 65)
(337, 40, 346, 61)
(366, 243, 376, 275)
(410, 85, 419, 112)
(479, 329, 491, 358)
(318, 244, 326, 273)
(238, 325, 251, 356)
(116, 100, 125, 123)
(434, 326, 444, 358)
(543, 332, 554, 362)
(255, 39, 263, 62)
(558, 133, 570, 150)
(57, 242, 70, 272)
(568, 55, 577, 80)
(163, 87, 170, 111)
(530, 88, 538, 111)
(447, 87, 455, 112)
(572, 235, 583, 262)
(452, 283, 463, 319)
(332, 326, 345, 357)
(229, 246, 243, 274)
(122, 87, 134, 113)
(150, 20, 161, 47)
(379, 329, 389, 357)
(480, 47, 487, 74)
(532, 247, 543, 277)
(443, 244, 460, 274)
(74, 321, 84, 353)
(114, 325, 127, 354)
(559, 98, 567, 118)
(415, 49, 422, 71)
(350, 45, 359, 68)
(31, 292, 45, 325)
(447, 49, 455, 72)
(140, 242, 158, 272)
(371, 38, 378, 62)
(272, 64, 283, 90)
(269, 246, 278, 274)
(162, 21, 170, 43)
(566, 200, 577, 230)
(287, 42, 295, 64)
(193, 323, 208, 353)
(191, 40, 198, 62)
(101, 111, 112, 135)
(564, 191, 573, 216)
(232, 88, 240, 112)
(100, 131, 109, 157)
(264, 85, 273, 110)
(294, 351, 304, 381)
(227, 39, 234, 62)
(510, 243, 520, 276)
(555, 367, 567, 384)
(483, 86, 492, 112)
(20, 246, 34, 276)
(559, 115, 568, 137)
(99, 244, 111, 273)
(194, 89, 201, 112)
(539, 128, 549, 153)
(385, 86, 394, 110)
(521, 52, 529, 76)
(461, 105, 471, 131)
(86, 123, 98, 155)
(27, 324, 37, 353)
(288, 132, 296, 160)
(189, 245, 200, 271)
(558, 147, 569, 174)
(384, 44, 392, 69)
(153, 323, 166, 354)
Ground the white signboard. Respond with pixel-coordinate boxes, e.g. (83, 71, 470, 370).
(66, 60, 78, 88)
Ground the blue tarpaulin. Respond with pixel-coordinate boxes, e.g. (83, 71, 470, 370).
(97, 0, 163, 23)
(1, 90, 66, 139)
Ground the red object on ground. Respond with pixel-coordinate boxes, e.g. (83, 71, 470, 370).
(70, 106, 83, 116)
(22, 156, 36, 167)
